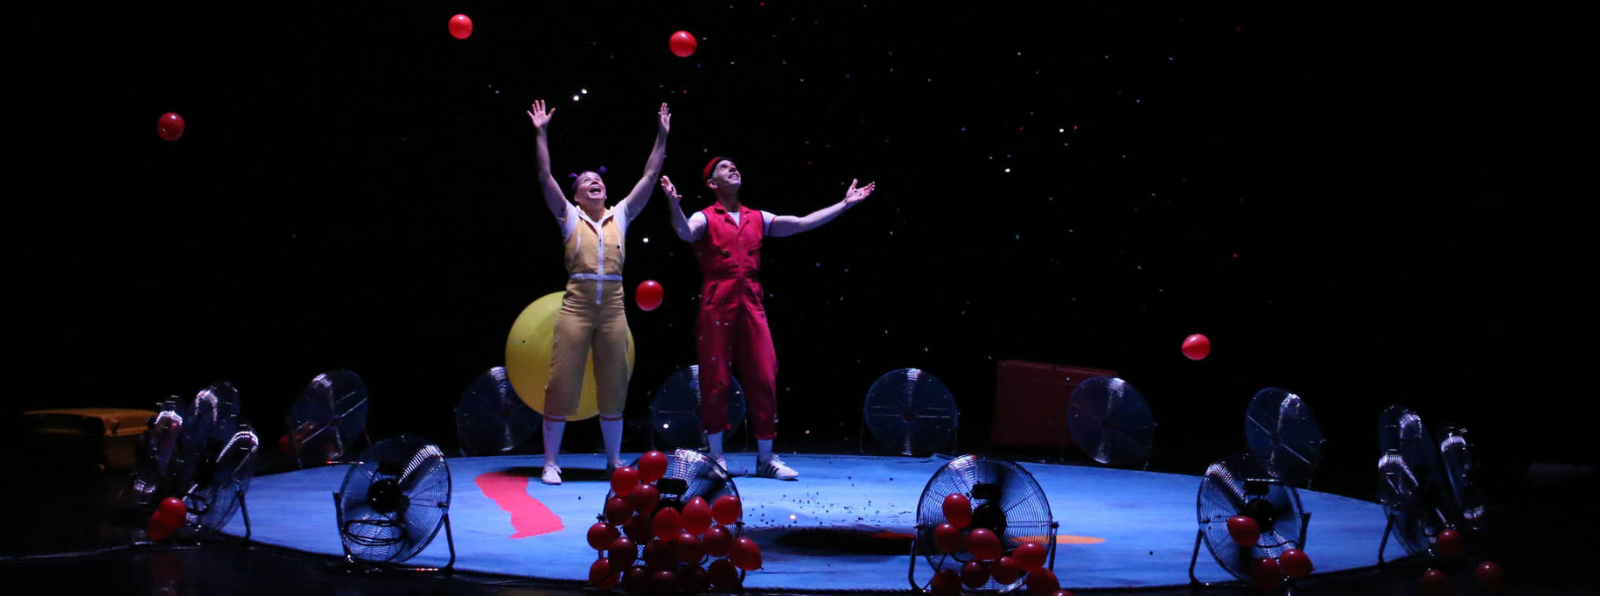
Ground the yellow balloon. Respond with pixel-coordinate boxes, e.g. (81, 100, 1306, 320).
(506, 291, 635, 421)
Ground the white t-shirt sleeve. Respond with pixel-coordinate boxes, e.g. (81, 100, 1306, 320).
(687, 211, 707, 241)
(761, 211, 776, 235)
(559, 202, 579, 241)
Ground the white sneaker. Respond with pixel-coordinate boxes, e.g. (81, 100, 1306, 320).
(541, 463, 562, 485)
(756, 455, 798, 480)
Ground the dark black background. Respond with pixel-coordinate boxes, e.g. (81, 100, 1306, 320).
(10, 2, 1586, 497)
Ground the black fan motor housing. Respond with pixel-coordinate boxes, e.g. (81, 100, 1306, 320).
(970, 483, 1008, 537)
(368, 478, 409, 515)
(1240, 498, 1278, 532)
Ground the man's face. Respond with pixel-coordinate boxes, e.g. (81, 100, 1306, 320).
(574, 172, 606, 203)
(708, 160, 741, 192)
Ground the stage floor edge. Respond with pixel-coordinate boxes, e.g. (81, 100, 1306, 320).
(220, 453, 1410, 592)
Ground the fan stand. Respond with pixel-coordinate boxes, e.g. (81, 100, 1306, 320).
(906, 522, 1059, 592)
(232, 485, 253, 542)
(1376, 511, 1401, 569)
(1376, 512, 1447, 571)
(331, 492, 457, 575)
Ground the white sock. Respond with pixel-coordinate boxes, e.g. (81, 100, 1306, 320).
(758, 439, 774, 461)
(543, 417, 566, 468)
(600, 416, 624, 467)
(707, 432, 724, 459)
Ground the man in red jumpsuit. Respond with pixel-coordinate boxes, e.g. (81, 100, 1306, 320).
(660, 158, 875, 480)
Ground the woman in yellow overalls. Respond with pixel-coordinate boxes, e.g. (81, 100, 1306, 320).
(526, 100, 669, 484)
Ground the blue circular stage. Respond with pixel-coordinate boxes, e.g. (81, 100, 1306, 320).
(221, 453, 1408, 591)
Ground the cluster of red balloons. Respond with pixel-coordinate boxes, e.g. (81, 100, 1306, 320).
(1249, 547, 1313, 593)
(588, 451, 760, 593)
(146, 497, 187, 540)
(929, 494, 1068, 596)
(1229, 515, 1315, 592)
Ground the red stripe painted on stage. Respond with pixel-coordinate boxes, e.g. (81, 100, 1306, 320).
(475, 471, 564, 539)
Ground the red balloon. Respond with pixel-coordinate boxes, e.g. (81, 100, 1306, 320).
(146, 514, 175, 540)
(968, 527, 1002, 561)
(669, 31, 697, 58)
(942, 493, 973, 528)
(611, 466, 641, 495)
(1474, 561, 1504, 594)
(1420, 568, 1452, 596)
(991, 556, 1023, 584)
(931, 569, 962, 596)
(682, 496, 713, 535)
(678, 564, 710, 594)
(1227, 515, 1261, 547)
(1251, 558, 1282, 593)
(711, 495, 742, 525)
(702, 525, 733, 557)
(1013, 541, 1048, 572)
(638, 450, 669, 482)
(675, 531, 704, 562)
(629, 483, 661, 515)
(608, 536, 637, 567)
(158, 497, 187, 524)
(650, 569, 676, 596)
(589, 558, 618, 589)
(730, 536, 763, 571)
(1279, 548, 1313, 579)
(1182, 333, 1211, 360)
(653, 507, 684, 540)
(643, 539, 675, 571)
(961, 560, 990, 589)
(155, 498, 187, 529)
(588, 522, 621, 551)
(624, 565, 650, 596)
(1435, 529, 1464, 558)
(448, 14, 472, 40)
(636, 281, 665, 312)
(278, 435, 294, 455)
(1025, 568, 1060, 596)
(707, 559, 741, 590)
(933, 523, 965, 553)
(624, 513, 655, 543)
(606, 497, 634, 525)
(157, 112, 185, 141)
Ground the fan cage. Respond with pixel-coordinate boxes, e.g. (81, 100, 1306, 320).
(910, 455, 1058, 592)
(334, 438, 452, 566)
(592, 450, 747, 583)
